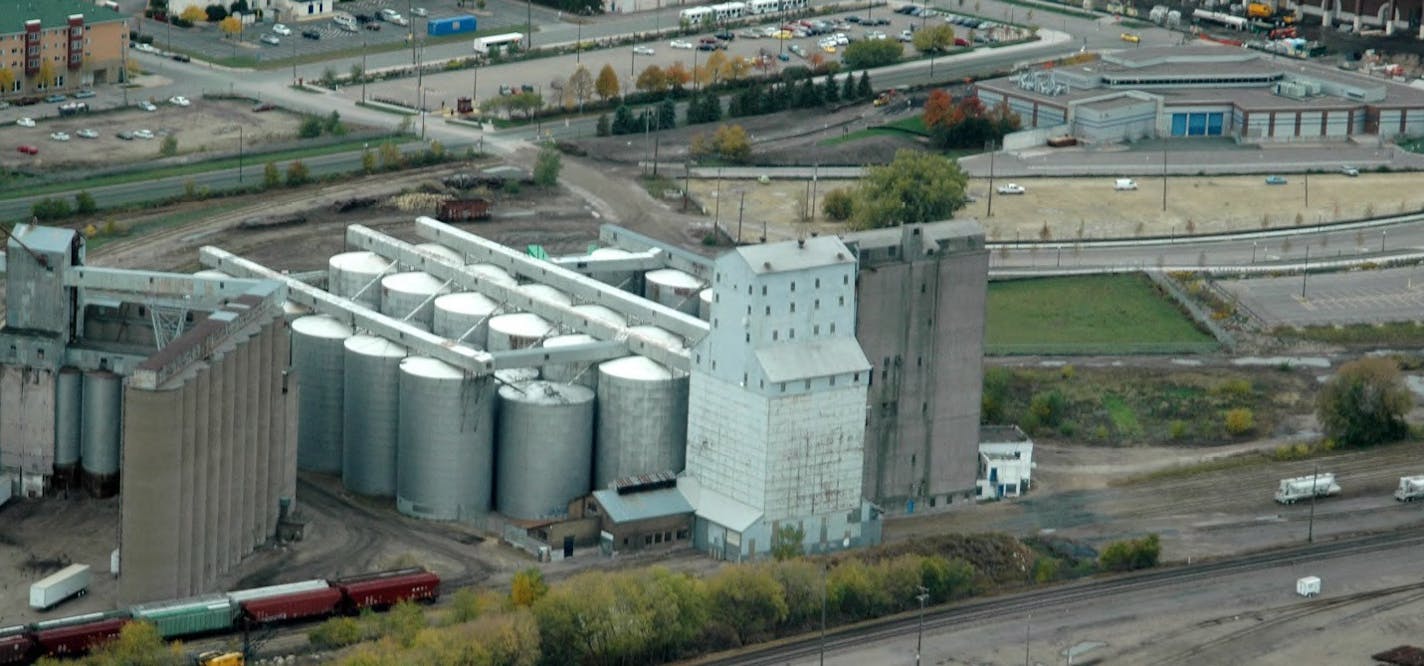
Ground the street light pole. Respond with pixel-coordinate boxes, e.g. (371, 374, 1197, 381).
(915, 585, 929, 666)
(1301, 244, 1311, 299)
(986, 140, 996, 218)
(237, 124, 244, 183)
(1304, 171, 1309, 208)
(1161, 143, 1167, 212)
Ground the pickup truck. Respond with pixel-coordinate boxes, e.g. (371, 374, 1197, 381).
(996, 183, 1026, 195)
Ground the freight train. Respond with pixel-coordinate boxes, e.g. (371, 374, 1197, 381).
(0, 569, 439, 665)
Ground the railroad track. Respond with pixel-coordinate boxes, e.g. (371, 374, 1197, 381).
(696, 528, 1424, 666)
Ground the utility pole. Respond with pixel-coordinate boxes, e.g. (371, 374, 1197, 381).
(737, 191, 746, 244)
(1301, 245, 1311, 299)
(1308, 462, 1319, 543)
(714, 166, 724, 227)
(237, 125, 244, 183)
(820, 550, 828, 666)
(527, 0, 533, 50)
(986, 140, 996, 218)
(1161, 143, 1168, 212)
(915, 585, 929, 665)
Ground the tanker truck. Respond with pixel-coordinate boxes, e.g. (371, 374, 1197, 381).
(1274, 473, 1340, 504)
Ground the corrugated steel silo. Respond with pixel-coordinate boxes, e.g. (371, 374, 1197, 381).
(571, 304, 627, 329)
(643, 268, 704, 315)
(588, 247, 640, 291)
(466, 263, 518, 288)
(80, 370, 123, 497)
(496, 381, 595, 520)
(381, 272, 448, 331)
(594, 356, 689, 490)
(397, 357, 496, 520)
(516, 284, 572, 308)
(53, 367, 83, 486)
(432, 292, 499, 346)
(487, 313, 554, 351)
(541, 334, 600, 388)
(291, 315, 354, 474)
(328, 251, 393, 309)
(698, 288, 713, 321)
(342, 335, 407, 497)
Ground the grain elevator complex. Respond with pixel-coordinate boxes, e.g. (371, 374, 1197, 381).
(0, 214, 987, 603)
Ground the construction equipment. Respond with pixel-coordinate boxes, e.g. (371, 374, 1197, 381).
(195, 651, 244, 666)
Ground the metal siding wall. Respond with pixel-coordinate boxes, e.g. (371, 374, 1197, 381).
(192, 363, 211, 594)
(118, 384, 184, 604)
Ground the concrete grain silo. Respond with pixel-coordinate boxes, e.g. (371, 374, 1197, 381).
(487, 313, 554, 351)
(291, 315, 353, 474)
(698, 288, 713, 321)
(571, 304, 627, 329)
(415, 242, 464, 265)
(432, 292, 500, 347)
(588, 247, 640, 291)
(397, 357, 496, 520)
(643, 268, 704, 315)
(328, 251, 393, 309)
(628, 325, 685, 351)
(496, 381, 595, 520)
(540, 334, 600, 388)
(342, 335, 406, 497)
(380, 272, 448, 331)
(466, 263, 518, 289)
(594, 356, 689, 490)
(516, 284, 573, 308)
(53, 367, 83, 487)
(80, 370, 123, 497)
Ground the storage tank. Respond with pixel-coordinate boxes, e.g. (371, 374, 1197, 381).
(595, 356, 689, 490)
(415, 242, 464, 265)
(192, 270, 231, 279)
(629, 325, 686, 351)
(643, 268, 704, 315)
(397, 357, 497, 520)
(587, 247, 640, 291)
(541, 334, 601, 388)
(496, 381, 595, 520)
(53, 367, 83, 486)
(571, 304, 627, 329)
(80, 370, 123, 497)
(292, 315, 354, 474)
(282, 301, 312, 323)
(432, 292, 500, 346)
(342, 335, 406, 497)
(487, 313, 555, 351)
(381, 272, 448, 330)
(466, 263, 518, 288)
(495, 367, 539, 385)
(698, 288, 713, 321)
(516, 283, 573, 308)
(328, 251, 393, 309)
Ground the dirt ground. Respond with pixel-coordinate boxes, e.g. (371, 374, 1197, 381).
(684, 170, 1424, 244)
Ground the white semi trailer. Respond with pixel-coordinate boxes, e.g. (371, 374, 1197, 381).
(1274, 473, 1341, 504)
(1395, 475, 1424, 501)
(30, 564, 91, 610)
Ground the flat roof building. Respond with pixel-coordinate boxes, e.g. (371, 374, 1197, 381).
(0, 0, 129, 94)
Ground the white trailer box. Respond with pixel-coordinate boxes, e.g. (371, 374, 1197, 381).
(1395, 475, 1424, 501)
(1297, 576, 1321, 597)
(1274, 473, 1341, 504)
(29, 564, 92, 610)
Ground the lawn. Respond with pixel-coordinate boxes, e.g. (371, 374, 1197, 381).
(1273, 322, 1424, 348)
(986, 274, 1217, 355)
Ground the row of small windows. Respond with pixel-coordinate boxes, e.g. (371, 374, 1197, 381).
(746, 296, 844, 317)
(766, 323, 836, 341)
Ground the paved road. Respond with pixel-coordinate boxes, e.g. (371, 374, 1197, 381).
(1220, 264, 1424, 326)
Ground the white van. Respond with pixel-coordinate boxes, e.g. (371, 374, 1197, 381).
(333, 12, 356, 29)
(379, 8, 402, 21)
(1114, 178, 1138, 190)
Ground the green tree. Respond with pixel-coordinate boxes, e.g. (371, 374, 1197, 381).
(361, 148, 376, 174)
(828, 558, 886, 621)
(712, 123, 750, 163)
(768, 559, 821, 630)
(285, 159, 309, 186)
(349, 62, 365, 83)
(159, 134, 178, 157)
(911, 24, 956, 53)
(219, 14, 242, 39)
(74, 191, 97, 215)
(595, 63, 620, 102)
(822, 73, 839, 103)
(596, 113, 611, 136)
(1316, 357, 1412, 447)
(299, 115, 323, 138)
(533, 142, 561, 187)
(842, 40, 903, 69)
(658, 97, 677, 129)
(1099, 533, 1161, 572)
(31, 197, 71, 221)
(378, 140, 403, 170)
(857, 71, 872, 99)
(510, 567, 548, 607)
(919, 555, 978, 602)
(706, 565, 788, 645)
(770, 523, 805, 560)
(179, 5, 206, 22)
(262, 160, 279, 188)
(848, 149, 969, 229)
(842, 69, 857, 100)
(611, 104, 634, 134)
(822, 187, 854, 221)
(324, 110, 344, 135)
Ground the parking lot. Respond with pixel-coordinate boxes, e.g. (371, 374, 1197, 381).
(1219, 266, 1424, 327)
(133, 0, 551, 65)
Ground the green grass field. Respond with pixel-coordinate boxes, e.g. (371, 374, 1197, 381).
(986, 274, 1218, 354)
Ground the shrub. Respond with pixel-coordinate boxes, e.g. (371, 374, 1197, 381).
(1317, 357, 1412, 447)
(1099, 534, 1161, 572)
(1169, 420, 1188, 440)
(285, 159, 310, 186)
(74, 191, 97, 215)
(1025, 390, 1066, 431)
(1223, 408, 1254, 436)
(262, 161, 279, 188)
(822, 187, 854, 221)
(31, 197, 71, 221)
(298, 115, 323, 138)
(842, 40, 904, 69)
(159, 135, 178, 157)
(309, 616, 367, 649)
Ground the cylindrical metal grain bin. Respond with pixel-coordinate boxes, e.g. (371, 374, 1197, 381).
(495, 367, 539, 385)
(588, 247, 640, 291)
(432, 292, 500, 346)
(380, 272, 448, 331)
(397, 357, 497, 520)
(466, 263, 518, 289)
(487, 313, 554, 351)
(571, 304, 627, 329)
(328, 251, 393, 309)
(53, 367, 83, 486)
(496, 381, 595, 520)
(291, 315, 354, 474)
(643, 268, 704, 315)
(415, 242, 464, 265)
(698, 288, 713, 321)
(192, 270, 231, 279)
(594, 356, 689, 490)
(628, 325, 685, 351)
(516, 284, 572, 308)
(80, 370, 123, 497)
(541, 334, 600, 388)
(282, 301, 312, 323)
(342, 335, 407, 497)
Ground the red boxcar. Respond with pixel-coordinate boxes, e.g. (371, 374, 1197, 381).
(33, 618, 127, 656)
(240, 588, 343, 624)
(335, 570, 441, 611)
(0, 633, 34, 665)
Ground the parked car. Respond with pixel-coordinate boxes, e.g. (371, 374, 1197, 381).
(49, 131, 71, 142)
(44, 94, 67, 103)
(864, 17, 891, 26)
(302, 29, 321, 40)
(1265, 175, 1288, 185)
(354, 13, 372, 23)
(261, 34, 280, 45)
(633, 45, 655, 55)
(16, 145, 38, 155)
(1340, 165, 1359, 176)
(252, 102, 277, 112)
(997, 183, 1026, 195)
(411, 6, 428, 16)
(954, 37, 970, 46)
(847, 14, 864, 22)
(390, 16, 409, 26)
(0, 101, 9, 109)
(116, 131, 134, 140)
(16, 117, 36, 127)
(670, 39, 693, 49)
(272, 23, 292, 35)
(1114, 178, 1138, 190)
(169, 95, 191, 107)
(789, 43, 806, 56)
(379, 8, 400, 20)
(714, 30, 735, 40)
(1121, 32, 1141, 43)
(73, 89, 96, 99)
(138, 100, 157, 111)
(364, 22, 381, 31)
(133, 129, 155, 140)
(697, 37, 722, 50)
(76, 129, 98, 139)
(171, 53, 191, 62)
(133, 42, 158, 53)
